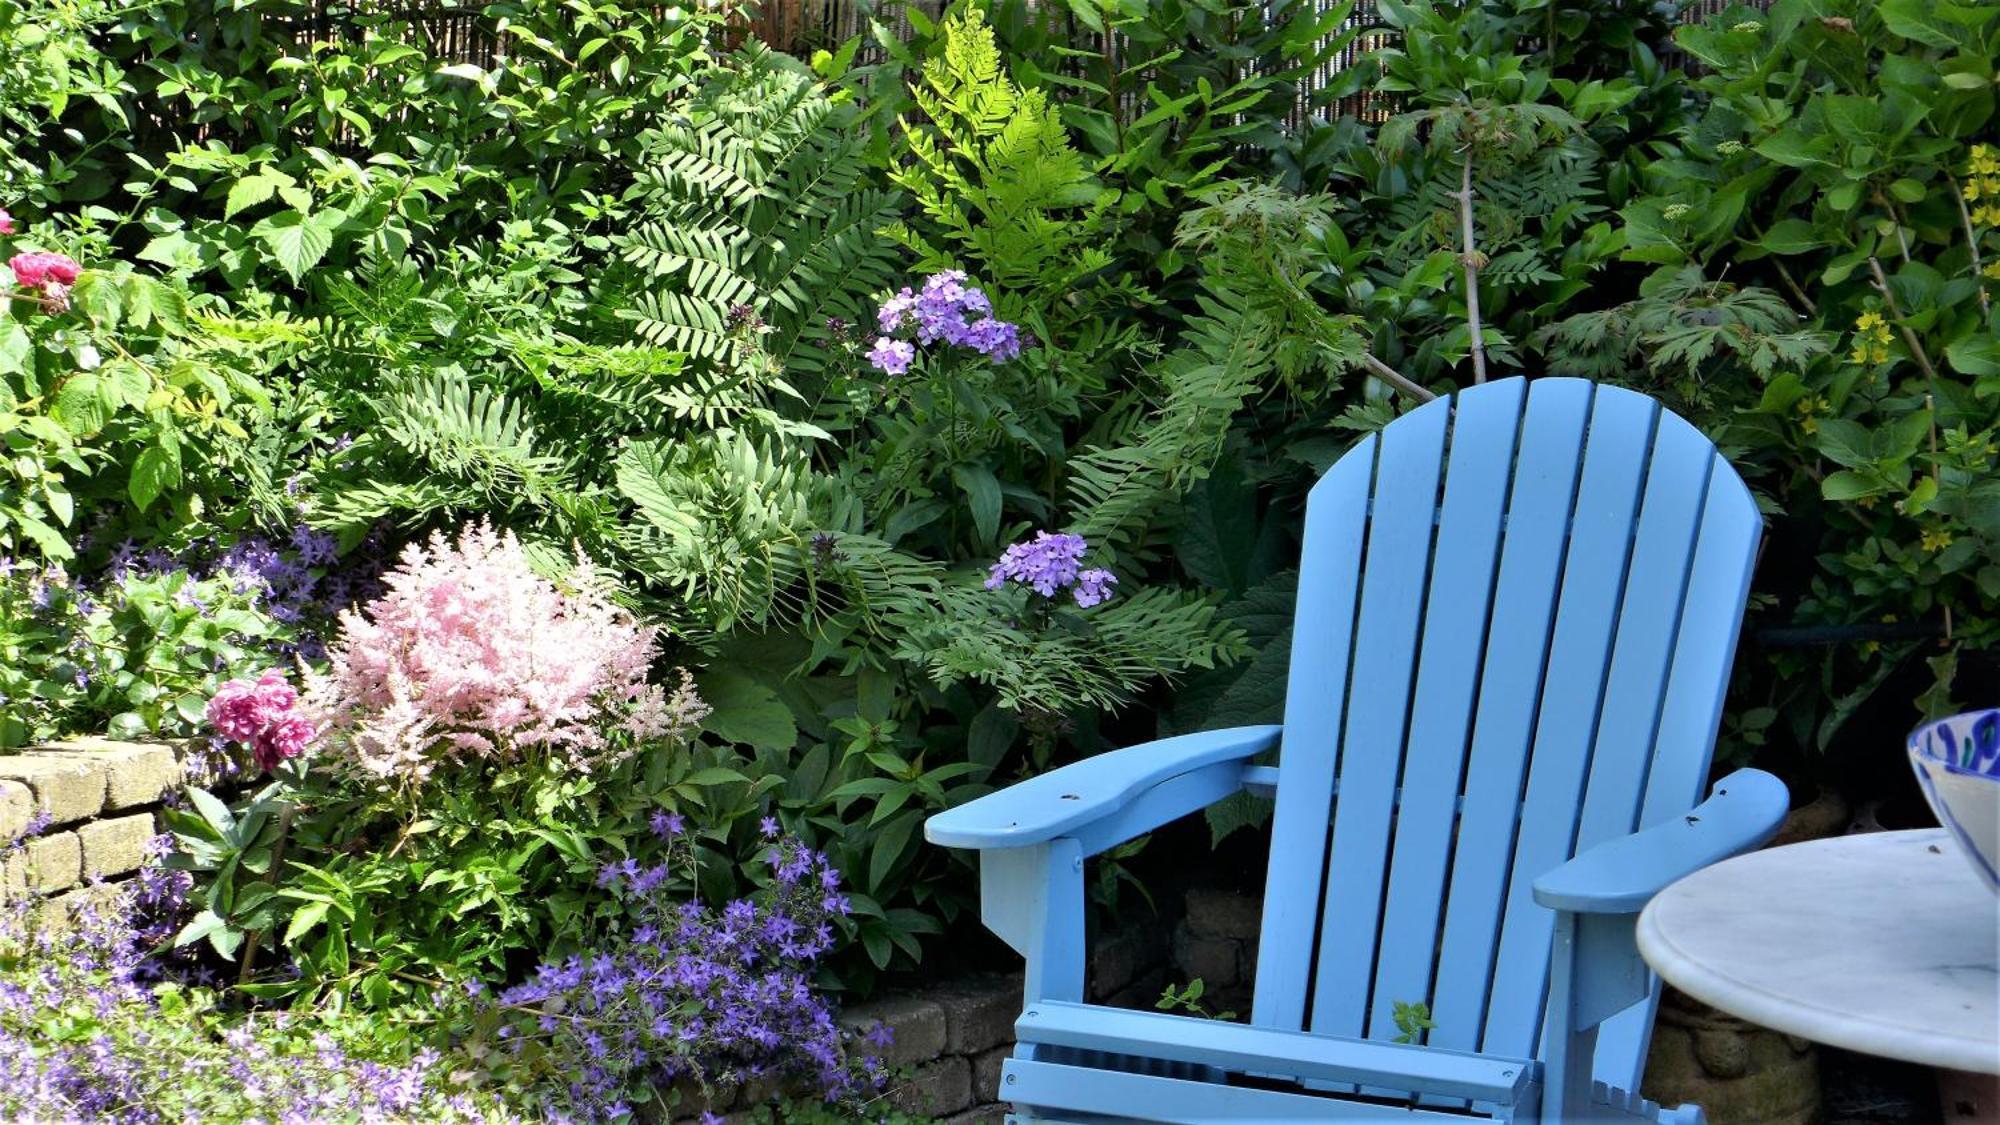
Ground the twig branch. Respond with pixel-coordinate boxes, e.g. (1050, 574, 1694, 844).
(1363, 353, 1438, 403)
(1866, 256, 1940, 385)
(1453, 148, 1490, 383)
(1948, 174, 1991, 316)
(1769, 256, 1818, 317)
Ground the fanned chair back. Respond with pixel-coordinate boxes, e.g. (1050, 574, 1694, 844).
(1250, 376, 1761, 1091)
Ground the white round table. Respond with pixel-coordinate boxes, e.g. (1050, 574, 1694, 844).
(1637, 828, 1999, 1075)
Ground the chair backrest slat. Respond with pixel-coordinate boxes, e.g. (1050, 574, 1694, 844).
(1309, 398, 1450, 1037)
(1478, 386, 1657, 1057)
(1424, 379, 1594, 1052)
(1573, 415, 1715, 862)
(1639, 466, 1761, 828)
(1251, 377, 1761, 1079)
(1362, 379, 1524, 1042)
(1251, 436, 1377, 1031)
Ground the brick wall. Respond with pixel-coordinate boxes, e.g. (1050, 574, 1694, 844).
(0, 738, 185, 907)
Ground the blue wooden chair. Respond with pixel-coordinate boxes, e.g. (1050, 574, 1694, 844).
(925, 377, 1790, 1123)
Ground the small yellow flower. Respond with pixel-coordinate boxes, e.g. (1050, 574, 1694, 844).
(1985, 261, 2000, 281)
(1861, 640, 1881, 657)
(1920, 528, 1953, 553)
(1855, 495, 1878, 510)
(1850, 312, 1893, 364)
(1800, 415, 1818, 435)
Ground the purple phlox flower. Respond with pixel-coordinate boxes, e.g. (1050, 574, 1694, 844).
(875, 288, 917, 334)
(865, 336, 915, 376)
(870, 271, 1022, 374)
(1072, 567, 1118, 608)
(759, 815, 780, 838)
(649, 809, 685, 837)
(985, 531, 1090, 597)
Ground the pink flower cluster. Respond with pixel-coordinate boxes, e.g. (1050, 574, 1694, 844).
(301, 522, 709, 788)
(9, 251, 81, 313)
(205, 669, 316, 772)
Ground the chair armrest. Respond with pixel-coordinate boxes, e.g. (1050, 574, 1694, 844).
(1533, 768, 1789, 914)
(924, 725, 1282, 850)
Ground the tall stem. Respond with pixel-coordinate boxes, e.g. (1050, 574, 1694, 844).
(1948, 174, 1991, 316)
(1867, 256, 1940, 387)
(1454, 148, 1490, 383)
(237, 802, 296, 987)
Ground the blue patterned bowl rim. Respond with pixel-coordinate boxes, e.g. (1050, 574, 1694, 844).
(1908, 708, 2000, 781)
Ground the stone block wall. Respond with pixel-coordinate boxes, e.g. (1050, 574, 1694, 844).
(0, 738, 184, 907)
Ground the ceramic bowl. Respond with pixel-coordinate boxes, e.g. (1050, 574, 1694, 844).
(1907, 709, 2000, 892)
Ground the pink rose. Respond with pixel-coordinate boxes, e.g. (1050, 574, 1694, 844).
(9, 251, 81, 291)
(0, 209, 15, 235)
(253, 714, 316, 772)
(206, 669, 313, 773)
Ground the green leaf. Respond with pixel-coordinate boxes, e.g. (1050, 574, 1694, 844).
(128, 441, 182, 512)
(187, 787, 236, 834)
(1879, 0, 1958, 47)
(51, 371, 111, 435)
(224, 170, 287, 219)
(1756, 219, 1824, 255)
(173, 909, 229, 950)
(1945, 333, 2000, 377)
(284, 900, 331, 945)
(252, 209, 340, 284)
(1755, 127, 1833, 168)
(682, 766, 752, 786)
(692, 667, 797, 752)
(1821, 470, 1883, 501)
(867, 813, 918, 892)
(1813, 419, 1875, 468)
(951, 463, 1002, 545)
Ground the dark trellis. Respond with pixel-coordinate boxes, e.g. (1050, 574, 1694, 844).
(266, 0, 1759, 129)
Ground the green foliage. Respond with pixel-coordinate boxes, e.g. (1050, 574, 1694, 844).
(1391, 999, 1436, 1045)
(885, 8, 1114, 298)
(0, 254, 294, 559)
(608, 44, 901, 382)
(1584, 0, 2000, 753)
(0, 565, 281, 747)
(1156, 976, 1236, 1021)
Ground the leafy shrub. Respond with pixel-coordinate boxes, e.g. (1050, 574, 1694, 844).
(1561, 0, 2000, 754)
(0, 558, 284, 746)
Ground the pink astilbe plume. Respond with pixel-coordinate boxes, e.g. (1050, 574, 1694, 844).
(301, 522, 708, 787)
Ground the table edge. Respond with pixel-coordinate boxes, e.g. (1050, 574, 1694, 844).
(1637, 887, 2000, 1076)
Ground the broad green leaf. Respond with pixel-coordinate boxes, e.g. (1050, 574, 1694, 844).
(951, 463, 1002, 545)
(1756, 219, 1824, 255)
(129, 441, 182, 512)
(1821, 470, 1882, 500)
(225, 170, 286, 218)
(692, 667, 797, 751)
(253, 210, 338, 284)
